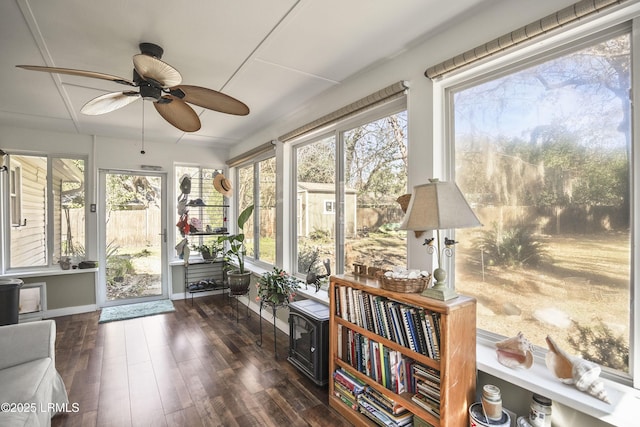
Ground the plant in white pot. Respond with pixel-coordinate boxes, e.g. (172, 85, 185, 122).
(223, 204, 254, 295)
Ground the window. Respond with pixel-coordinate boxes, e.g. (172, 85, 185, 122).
(296, 136, 336, 276)
(236, 156, 276, 265)
(9, 162, 22, 227)
(449, 28, 632, 376)
(6, 154, 86, 269)
(323, 200, 335, 214)
(294, 108, 408, 279)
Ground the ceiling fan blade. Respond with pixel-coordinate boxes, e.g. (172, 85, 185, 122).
(172, 85, 250, 116)
(16, 65, 135, 86)
(81, 91, 140, 115)
(154, 96, 201, 132)
(132, 54, 182, 88)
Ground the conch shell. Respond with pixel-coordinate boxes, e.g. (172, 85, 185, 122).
(545, 336, 610, 404)
(495, 332, 534, 369)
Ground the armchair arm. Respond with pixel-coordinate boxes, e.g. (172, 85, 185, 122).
(0, 320, 56, 370)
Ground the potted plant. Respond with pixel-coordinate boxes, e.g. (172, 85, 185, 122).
(192, 240, 223, 260)
(256, 267, 302, 305)
(223, 204, 254, 294)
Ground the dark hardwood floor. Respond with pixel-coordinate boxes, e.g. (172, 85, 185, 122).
(50, 295, 352, 427)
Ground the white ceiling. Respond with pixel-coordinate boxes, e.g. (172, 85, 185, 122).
(0, 0, 490, 149)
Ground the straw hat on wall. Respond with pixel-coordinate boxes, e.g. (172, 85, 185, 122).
(213, 172, 232, 197)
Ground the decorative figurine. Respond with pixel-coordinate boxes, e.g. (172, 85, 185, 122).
(545, 336, 610, 404)
(495, 332, 534, 369)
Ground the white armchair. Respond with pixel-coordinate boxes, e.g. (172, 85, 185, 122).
(0, 320, 69, 427)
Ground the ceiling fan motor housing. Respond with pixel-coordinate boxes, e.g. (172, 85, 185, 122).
(139, 84, 162, 101)
(139, 42, 164, 59)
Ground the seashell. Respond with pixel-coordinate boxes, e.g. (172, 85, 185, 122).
(545, 336, 610, 404)
(495, 332, 534, 369)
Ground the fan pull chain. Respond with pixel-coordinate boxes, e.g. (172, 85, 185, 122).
(140, 101, 146, 154)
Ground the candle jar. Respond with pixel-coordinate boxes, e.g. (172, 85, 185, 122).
(529, 394, 552, 427)
(481, 384, 503, 421)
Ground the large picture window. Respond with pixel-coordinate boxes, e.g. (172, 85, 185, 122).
(236, 156, 276, 265)
(6, 153, 86, 269)
(450, 28, 632, 376)
(294, 108, 408, 280)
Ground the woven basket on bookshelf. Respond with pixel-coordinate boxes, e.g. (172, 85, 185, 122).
(377, 272, 431, 293)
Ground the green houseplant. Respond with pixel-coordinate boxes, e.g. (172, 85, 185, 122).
(223, 204, 254, 294)
(256, 267, 301, 305)
(192, 240, 223, 260)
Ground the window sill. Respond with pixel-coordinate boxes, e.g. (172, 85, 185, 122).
(477, 342, 636, 426)
(296, 285, 330, 305)
(1, 267, 97, 279)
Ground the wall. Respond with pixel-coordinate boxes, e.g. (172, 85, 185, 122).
(21, 271, 95, 311)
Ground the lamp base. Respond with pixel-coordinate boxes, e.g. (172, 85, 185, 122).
(421, 267, 459, 300)
(422, 285, 458, 301)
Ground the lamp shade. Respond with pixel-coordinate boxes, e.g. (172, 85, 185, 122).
(400, 178, 482, 231)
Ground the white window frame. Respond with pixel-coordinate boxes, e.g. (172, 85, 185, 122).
(234, 152, 277, 270)
(323, 200, 335, 214)
(434, 6, 640, 414)
(9, 162, 22, 227)
(3, 153, 88, 272)
(290, 97, 407, 277)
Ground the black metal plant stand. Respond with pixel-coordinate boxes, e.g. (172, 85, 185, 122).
(256, 299, 287, 358)
(228, 288, 250, 322)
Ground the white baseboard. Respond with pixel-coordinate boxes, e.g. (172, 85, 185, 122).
(45, 304, 98, 318)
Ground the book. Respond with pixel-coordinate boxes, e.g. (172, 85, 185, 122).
(358, 395, 414, 426)
(370, 295, 382, 336)
(423, 310, 440, 360)
(399, 306, 417, 352)
(411, 393, 441, 419)
(388, 302, 406, 348)
(334, 388, 358, 410)
(363, 293, 375, 333)
(430, 311, 441, 358)
(338, 286, 347, 320)
(366, 386, 408, 415)
(410, 307, 428, 356)
(333, 368, 365, 394)
(337, 324, 343, 359)
(375, 297, 391, 340)
(353, 289, 362, 327)
(418, 309, 435, 358)
(357, 289, 368, 330)
(347, 287, 356, 323)
(395, 353, 407, 394)
(416, 381, 441, 400)
(334, 380, 357, 401)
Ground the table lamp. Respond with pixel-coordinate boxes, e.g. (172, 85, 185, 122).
(400, 178, 482, 300)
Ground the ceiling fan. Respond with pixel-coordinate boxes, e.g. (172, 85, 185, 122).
(16, 42, 249, 132)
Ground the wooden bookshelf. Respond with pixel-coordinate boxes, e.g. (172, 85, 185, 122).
(328, 274, 476, 427)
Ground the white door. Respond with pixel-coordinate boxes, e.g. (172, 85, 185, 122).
(97, 170, 168, 307)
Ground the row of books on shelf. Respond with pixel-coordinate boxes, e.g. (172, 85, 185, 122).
(333, 368, 438, 427)
(334, 285, 442, 359)
(411, 364, 441, 420)
(338, 326, 413, 393)
(333, 368, 413, 427)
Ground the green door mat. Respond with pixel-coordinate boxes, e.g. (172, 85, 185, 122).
(99, 299, 175, 323)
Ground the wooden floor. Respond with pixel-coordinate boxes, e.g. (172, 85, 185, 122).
(50, 295, 352, 427)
